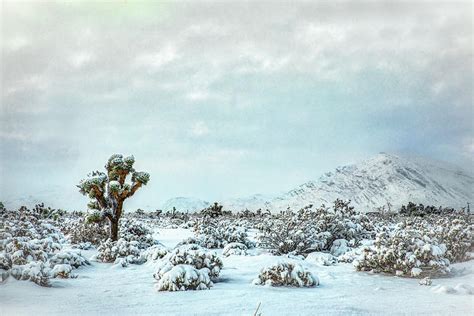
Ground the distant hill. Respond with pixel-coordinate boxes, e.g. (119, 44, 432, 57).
(222, 153, 473, 212)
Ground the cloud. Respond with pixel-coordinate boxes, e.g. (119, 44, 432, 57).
(69, 52, 94, 68)
(0, 0, 472, 209)
(134, 45, 178, 70)
(190, 121, 210, 137)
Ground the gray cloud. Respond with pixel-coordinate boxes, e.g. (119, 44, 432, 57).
(1, 0, 472, 209)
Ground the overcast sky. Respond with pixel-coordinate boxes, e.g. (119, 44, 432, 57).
(1, 0, 472, 210)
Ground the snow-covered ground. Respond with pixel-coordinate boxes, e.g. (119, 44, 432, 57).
(1, 228, 473, 316)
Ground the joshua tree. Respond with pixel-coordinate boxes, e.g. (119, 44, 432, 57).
(77, 154, 150, 241)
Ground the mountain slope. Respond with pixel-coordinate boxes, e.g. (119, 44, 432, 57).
(160, 197, 211, 212)
(224, 153, 474, 212)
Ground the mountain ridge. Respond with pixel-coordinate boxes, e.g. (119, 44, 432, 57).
(161, 153, 473, 212)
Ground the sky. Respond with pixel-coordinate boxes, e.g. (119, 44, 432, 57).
(1, 0, 473, 210)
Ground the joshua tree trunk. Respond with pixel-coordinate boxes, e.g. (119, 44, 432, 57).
(110, 219, 119, 241)
(109, 202, 123, 241)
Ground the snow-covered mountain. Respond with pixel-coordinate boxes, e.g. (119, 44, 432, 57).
(223, 153, 473, 212)
(4, 153, 472, 213)
(160, 197, 211, 212)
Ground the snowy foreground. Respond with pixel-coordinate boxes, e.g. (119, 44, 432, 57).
(1, 228, 473, 316)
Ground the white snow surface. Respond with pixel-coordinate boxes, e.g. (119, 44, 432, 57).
(1, 227, 473, 315)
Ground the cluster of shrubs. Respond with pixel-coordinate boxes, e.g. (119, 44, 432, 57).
(236, 208, 271, 218)
(354, 205, 472, 278)
(399, 202, 460, 217)
(94, 219, 159, 266)
(2, 198, 471, 291)
(62, 217, 109, 246)
(0, 207, 89, 286)
(257, 200, 374, 256)
(187, 218, 255, 249)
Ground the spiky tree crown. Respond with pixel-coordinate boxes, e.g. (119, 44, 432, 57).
(77, 154, 150, 222)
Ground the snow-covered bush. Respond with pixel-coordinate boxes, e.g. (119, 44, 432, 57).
(50, 264, 75, 279)
(153, 245, 223, 291)
(222, 242, 248, 257)
(200, 202, 224, 218)
(154, 245, 223, 281)
(72, 242, 93, 250)
(96, 238, 145, 266)
(176, 237, 202, 248)
(354, 229, 451, 277)
(193, 219, 254, 249)
(257, 200, 373, 255)
(419, 277, 432, 286)
(330, 239, 351, 257)
(0, 218, 57, 286)
(155, 264, 213, 291)
(10, 261, 51, 287)
(65, 218, 109, 246)
(0, 207, 90, 286)
(119, 219, 155, 249)
(256, 213, 319, 255)
(31, 203, 66, 221)
(354, 211, 472, 278)
(337, 241, 373, 263)
(144, 244, 169, 262)
(399, 202, 458, 217)
(305, 252, 337, 266)
(253, 261, 318, 287)
(430, 217, 472, 263)
(48, 250, 89, 268)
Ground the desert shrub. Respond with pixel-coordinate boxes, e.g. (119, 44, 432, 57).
(330, 239, 352, 257)
(0, 207, 88, 286)
(305, 252, 337, 266)
(354, 229, 451, 277)
(426, 217, 472, 262)
(65, 218, 109, 246)
(256, 211, 319, 255)
(257, 200, 374, 256)
(399, 202, 458, 217)
(50, 264, 75, 279)
(354, 211, 471, 277)
(337, 240, 374, 263)
(153, 245, 222, 291)
(154, 244, 223, 281)
(222, 242, 248, 257)
(72, 242, 93, 250)
(3, 238, 49, 266)
(193, 218, 254, 249)
(155, 264, 213, 291)
(143, 244, 169, 262)
(419, 277, 432, 286)
(1, 212, 62, 269)
(200, 202, 224, 218)
(176, 237, 203, 248)
(10, 261, 51, 287)
(96, 238, 145, 266)
(119, 219, 155, 249)
(0, 252, 12, 270)
(252, 261, 318, 287)
(32, 203, 66, 221)
(48, 250, 89, 268)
